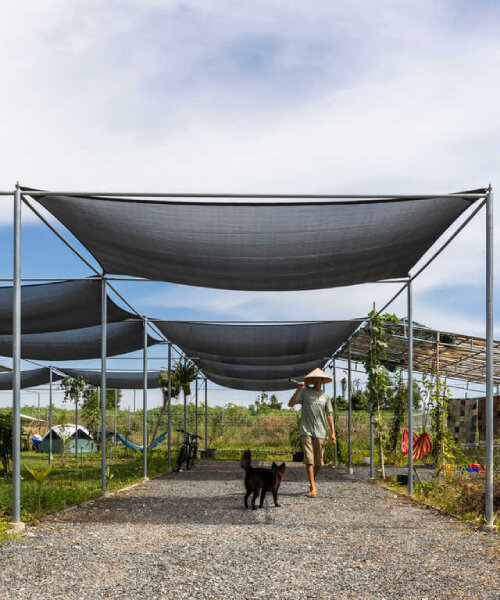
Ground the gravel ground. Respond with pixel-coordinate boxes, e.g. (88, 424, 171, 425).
(0, 460, 498, 600)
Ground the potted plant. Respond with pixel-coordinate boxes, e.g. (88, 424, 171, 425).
(289, 410, 303, 462)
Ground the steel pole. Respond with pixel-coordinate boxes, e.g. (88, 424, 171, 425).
(49, 367, 53, 464)
(114, 389, 118, 447)
(407, 280, 414, 495)
(100, 278, 107, 492)
(11, 185, 23, 530)
(195, 377, 199, 437)
(485, 187, 494, 530)
(348, 343, 353, 475)
(204, 378, 208, 454)
(143, 316, 148, 479)
(75, 392, 79, 457)
(332, 359, 337, 465)
(167, 342, 172, 471)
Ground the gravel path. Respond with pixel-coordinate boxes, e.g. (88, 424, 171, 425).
(0, 460, 498, 600)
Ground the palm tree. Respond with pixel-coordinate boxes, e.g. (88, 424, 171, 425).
(149, 370, 181, 445)
(176, 358, 199, 431)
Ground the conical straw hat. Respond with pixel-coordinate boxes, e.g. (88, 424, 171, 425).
(303, 367, 332, 383)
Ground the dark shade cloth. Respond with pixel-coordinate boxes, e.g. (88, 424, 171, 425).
(157, 320, 357, 391)
(0, 279, 133, 334)
(60, 368, 164, 389)
(204, 372, 295, 391)
(0, 368, 63, 390)
(194, 357, 328, 381)
(31, 191, 480, 291)
(0, 321, 158, 361)
(156, 321, 359, 361)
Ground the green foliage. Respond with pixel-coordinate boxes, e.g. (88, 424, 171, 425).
(175, 358, 198, 396)
(60, 375, 95, 407)
(387, 371, 406, 457)
(249, 393, 283, 414)
(157, 371, 181, 399)
(24, 464, 52, 514)
(362, 311, 399, 477)
(288, 410, 302, 450)
(0, 412, 13, 474)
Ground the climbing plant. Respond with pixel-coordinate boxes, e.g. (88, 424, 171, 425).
(361, 310, 399, 479)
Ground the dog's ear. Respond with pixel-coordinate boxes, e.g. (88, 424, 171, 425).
(279, 462, 286, 469)
(271, 462, 278, 469)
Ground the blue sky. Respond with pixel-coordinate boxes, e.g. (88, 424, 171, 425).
(0, 1, 499, 409)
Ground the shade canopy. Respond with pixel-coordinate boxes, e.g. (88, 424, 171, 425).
(0, 279, 132, 334)
(32, 192, 479, 291)
(0, 368, 63, 390)
(0, 321, 158, 360)
(195, 357, 328, 381)
(60, 368, 164, 389)
(204, 372, 294, 391)
(157, 320, 359, 391)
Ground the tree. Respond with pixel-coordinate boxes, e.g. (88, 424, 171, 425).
(150, 369, 181, 445)
(81, 389, 121, 431)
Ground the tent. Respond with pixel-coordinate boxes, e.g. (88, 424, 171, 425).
(38, 424, 97, 454)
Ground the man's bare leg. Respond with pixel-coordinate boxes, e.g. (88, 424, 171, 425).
(306, 464, 316, 493)
(314, 465, 320, 478)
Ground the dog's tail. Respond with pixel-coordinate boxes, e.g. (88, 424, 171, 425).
(240, 449, 252, 471)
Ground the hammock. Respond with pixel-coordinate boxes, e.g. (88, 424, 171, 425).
(116, 431, 168, 453)
(401, 428, 433, 460)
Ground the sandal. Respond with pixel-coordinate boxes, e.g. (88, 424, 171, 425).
(306, 489, 317, 498)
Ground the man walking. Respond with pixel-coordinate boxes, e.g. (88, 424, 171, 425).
(288, 368, 335, 498)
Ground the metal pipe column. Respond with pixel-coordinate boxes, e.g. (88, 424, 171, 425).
(332, 359, 337, 466)
(49, 367, 53, 464)
(348, 343, 353, 475)
(100, 278, 107, 492)
(195, 377, 199, 437)
(142, 316, 148, 479)
(485, 187, 495, 530)
(407, 279, 414, 495)
(369, 320, 374, 479)
(167, 342, 172, 471)
(114, 389, 118, 446)
(11, 185, 23, 529)
(204, 378, 208, 454)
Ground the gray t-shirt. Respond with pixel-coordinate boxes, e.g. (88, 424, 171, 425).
(295, 388, 333, 440)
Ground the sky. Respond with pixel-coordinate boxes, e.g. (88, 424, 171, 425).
(0, 1, 499, 410)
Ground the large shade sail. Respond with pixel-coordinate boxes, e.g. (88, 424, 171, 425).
(157, 320, 359, 391)
(195, 357, 328, 380)
(0, 279, 132, 334)
(204, 372, 294, 392)
(31, 192, 479, 291)
(60, 368, 163, 389)
(156, 321, 359, 361)
(0, 368, 63, 390)
(0, 321, 158, 361)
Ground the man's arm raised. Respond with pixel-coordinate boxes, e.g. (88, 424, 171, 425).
(288, 382, 305, 407)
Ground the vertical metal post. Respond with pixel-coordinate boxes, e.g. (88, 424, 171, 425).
(10, 184, 23, 530)
(407, 280, 414, 495)
(485, 186, 494, 530)
(114, 389, 118, 446)
(204, 377, 208, 454)
(195, 377, 199, 437)
(369, 320, 374, 479)
(49, 367, 53, 464)
(128, 405, 131, 432)
(167, 342, 172, 471)
(100, 277, 107, 492)
(75, 392, 79, 457)
(183, 388, 187, 432)
(143, 316, 148, 479)
(332, 358, 337, 466)
(133, 389, 136, 413)
(347, 343, 353, 475)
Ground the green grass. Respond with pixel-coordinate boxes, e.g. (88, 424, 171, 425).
(0, 447, 177, 523)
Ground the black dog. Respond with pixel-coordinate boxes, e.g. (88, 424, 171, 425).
(240, 450, 286, 510)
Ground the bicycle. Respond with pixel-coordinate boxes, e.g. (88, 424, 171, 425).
(175, 429, 202, 472)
